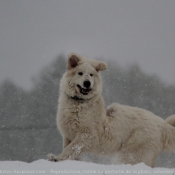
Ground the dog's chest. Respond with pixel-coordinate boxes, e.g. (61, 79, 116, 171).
(59, 106, 90, 140)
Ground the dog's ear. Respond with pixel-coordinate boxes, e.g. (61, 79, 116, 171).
(67, 53, 81, 70)
(95, 62, 107, 72)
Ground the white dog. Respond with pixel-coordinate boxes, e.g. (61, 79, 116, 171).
(48, 53, 175, 167)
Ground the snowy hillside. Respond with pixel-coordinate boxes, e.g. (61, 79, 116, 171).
(0, 160, 174, 175)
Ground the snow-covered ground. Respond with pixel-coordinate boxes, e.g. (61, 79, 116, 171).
(0, 160, 174, 175)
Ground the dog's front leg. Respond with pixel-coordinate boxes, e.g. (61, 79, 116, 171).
(48, 133, 94, 162)
(63, 137, 71, 149)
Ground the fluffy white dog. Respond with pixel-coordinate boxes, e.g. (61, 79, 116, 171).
(48, 53, 175, 167)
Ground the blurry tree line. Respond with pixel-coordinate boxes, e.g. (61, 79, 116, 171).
(0, 54, 174, 167)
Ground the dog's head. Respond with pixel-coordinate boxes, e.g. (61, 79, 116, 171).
(61, 53, 107, 100)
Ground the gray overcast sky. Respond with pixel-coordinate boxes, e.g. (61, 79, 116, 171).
(0, 0, 175, 89)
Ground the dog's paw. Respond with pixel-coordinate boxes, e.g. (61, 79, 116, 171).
(47, 153, 68, 162)
(47, 153, 58, 162)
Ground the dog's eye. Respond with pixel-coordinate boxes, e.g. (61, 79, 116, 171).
(78, 72, 83, 76)
(90, 74, 93, 77)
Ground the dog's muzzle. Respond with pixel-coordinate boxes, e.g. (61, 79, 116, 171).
(77, 84, 91, 95)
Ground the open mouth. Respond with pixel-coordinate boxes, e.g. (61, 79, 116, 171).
(77, 85, 91, 95)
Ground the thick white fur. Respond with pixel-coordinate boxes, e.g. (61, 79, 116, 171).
(48, 53, 175, 167)
(166, 115, 175, 127)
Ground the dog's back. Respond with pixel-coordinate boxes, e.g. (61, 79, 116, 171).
(166, 115, 175, 127)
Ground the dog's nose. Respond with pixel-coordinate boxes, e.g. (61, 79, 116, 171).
(83, 80, 91, 88)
